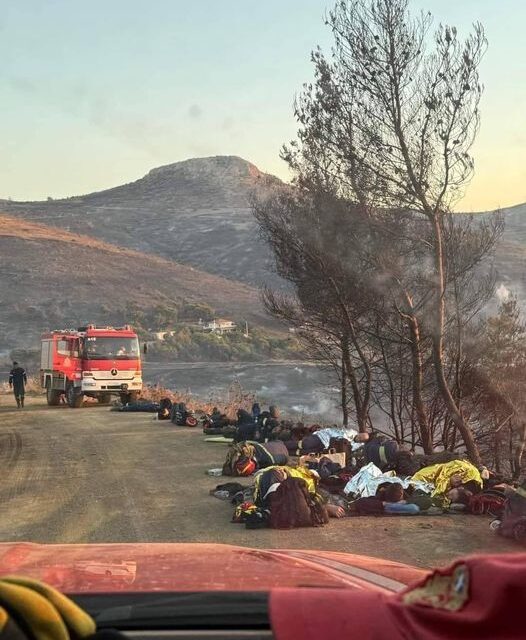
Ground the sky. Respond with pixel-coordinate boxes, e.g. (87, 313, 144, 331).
(1, 0, 524, 211)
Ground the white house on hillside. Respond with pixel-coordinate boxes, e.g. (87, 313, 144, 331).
(202, 318, 237, 335)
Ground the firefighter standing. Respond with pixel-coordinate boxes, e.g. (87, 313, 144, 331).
(9, 361, 28, 408)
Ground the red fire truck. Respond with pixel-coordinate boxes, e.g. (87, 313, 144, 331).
(40, 325, 143, 408)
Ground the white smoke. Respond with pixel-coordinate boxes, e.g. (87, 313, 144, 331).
(496, 283, 510, 302)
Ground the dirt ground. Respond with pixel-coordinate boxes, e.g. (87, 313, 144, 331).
(0, 395, 519, 569)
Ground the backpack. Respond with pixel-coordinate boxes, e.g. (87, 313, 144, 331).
(498, 491, 526, 541)
(222, 442, 256, 476)
(468, 490, 507, 517)
(269, 477, 329, 529)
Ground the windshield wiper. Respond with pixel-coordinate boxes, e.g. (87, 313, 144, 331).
(92, 592, 269, 630)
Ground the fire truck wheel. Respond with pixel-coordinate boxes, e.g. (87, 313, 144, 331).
(98, 393, 112, 404)
(46, 387, 62, 406)
(66, 384, 84, 408)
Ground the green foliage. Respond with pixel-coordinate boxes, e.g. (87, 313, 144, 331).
(148, 325, 304, 362)
(107, 301, 304, 362)
(180, 302, 215, 321)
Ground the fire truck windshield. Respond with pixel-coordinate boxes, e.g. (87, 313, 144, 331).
(83, 337, 140, 360)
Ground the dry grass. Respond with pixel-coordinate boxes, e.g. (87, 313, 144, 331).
(0, 375, 255, 419)
(141, 379, 256, 419)
(0, 376, 42, 396)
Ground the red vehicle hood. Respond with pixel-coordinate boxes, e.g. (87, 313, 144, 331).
(0, 543, 424, 594)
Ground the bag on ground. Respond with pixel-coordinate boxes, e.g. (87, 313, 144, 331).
(222, 442, 256, 476)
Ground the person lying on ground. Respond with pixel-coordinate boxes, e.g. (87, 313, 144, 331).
(251, 402, 261, 423)
(115, 401, 160, 412)
(233, 440, 290, 476)
(223, 439, 289, 477)
(362, 435, 400, 471)
(290, 426, 369, 455)
(268, 419, 295, 442)
(411, 459, 483, 501)
(348, 483, 421, 516)
(157, 397, 173, 420)
(253, 465, 343, 520)
(203, 408, 236, 435)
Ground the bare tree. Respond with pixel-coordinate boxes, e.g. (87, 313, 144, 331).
(278, 0, 496, 463)
(254, 187, 375, 431)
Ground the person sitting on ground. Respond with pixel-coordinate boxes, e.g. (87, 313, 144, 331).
(257, 405, 281, 442)
(251, 402, 261, 423)
(209, 406, 230, 427)
(233, 409, 258, 442)
(496, 478, 526, 540)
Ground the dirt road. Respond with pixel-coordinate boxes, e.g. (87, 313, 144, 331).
(0, 395, 518, 569)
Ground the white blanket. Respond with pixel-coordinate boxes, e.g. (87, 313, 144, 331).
(343, 462, 434, 497)
(314, 427, 363, 451)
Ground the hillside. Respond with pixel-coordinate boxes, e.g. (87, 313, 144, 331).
(1, 155, 525, 313)
(488, 203, 526, 302)
(0, 214, 272, 350)
(0, 156, 281, 287)
(0, 156, 526, 301)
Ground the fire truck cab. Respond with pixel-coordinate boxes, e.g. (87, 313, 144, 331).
(40, 325, 143, 408)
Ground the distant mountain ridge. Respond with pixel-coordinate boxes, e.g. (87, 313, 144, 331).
(1, 156, 281, 287)
(1, 156, 525, 347)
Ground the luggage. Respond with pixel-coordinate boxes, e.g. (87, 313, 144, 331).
(300, 449, 346, 469)
(170, 402, 197, 426)
(348, 496, 385, 515)
(222, 442, 256, 476)
(496, 489, 526, 542)
(468, 489, 506, 517)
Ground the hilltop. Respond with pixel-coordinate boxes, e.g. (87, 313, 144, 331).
(0, 156, 280, 287)
(0, 213, 272, 350)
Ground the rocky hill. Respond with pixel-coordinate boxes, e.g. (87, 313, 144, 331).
(2, 156, 524, 301)
(0, 156, 280, 288)
(1, 155, 525, 353)
(0, 214, 272, 351)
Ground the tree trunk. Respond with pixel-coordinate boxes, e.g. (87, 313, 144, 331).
(430, 214, 482, 465)
(407, 315, 433, 454)
(512, 421, 526, 480)
(340, 337, 349, 427)
(342, 345, 368, 432)
(378, 331, 400, 442)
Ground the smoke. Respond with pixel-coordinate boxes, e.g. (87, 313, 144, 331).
(496, 283, 510, 302)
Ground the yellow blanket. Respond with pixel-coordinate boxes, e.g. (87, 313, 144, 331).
(412, 460, 482, 497)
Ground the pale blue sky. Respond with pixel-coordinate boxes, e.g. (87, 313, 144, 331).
(1, 0, 524, 209)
